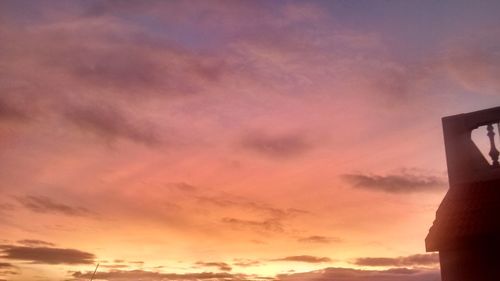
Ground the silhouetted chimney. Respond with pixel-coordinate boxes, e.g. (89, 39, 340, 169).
(426, 106, 500, 281)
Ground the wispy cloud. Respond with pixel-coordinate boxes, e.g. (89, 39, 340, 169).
(240, 132, 313, 159)
(0, 95, 31, 122)
(16, 240, 56, 247)
(100, 263, 130, 269)
(165, 182, 198, 193)
(197, 192, 308, 234)
(16, 195, 91, 217)
(222, 217, 284, 233)
(64, 103, 161, 146)
(443, 32, 500, 95)
(272, 255, 332, 263)
(196, 194, 307, 218)
(341, 172, 446, 193)
(195, 261, 232, 272)
(0, 261, 18, 279)
(297, 236, 341, 244)
(233, 259, 261, 267)
(0, 11, 232, 148)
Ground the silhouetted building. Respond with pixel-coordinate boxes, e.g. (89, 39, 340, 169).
(426, 106, 500, 281)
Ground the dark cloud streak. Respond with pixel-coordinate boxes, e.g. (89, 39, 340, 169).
(342, 173, 446, 193)
(72, 269, 253, 281)
(278, 267, 440, 281)
(272, 255, 332, 263)
(354, 253, 439, 267)
(0, 263, 14, 269)
(0, 245, 95, 264)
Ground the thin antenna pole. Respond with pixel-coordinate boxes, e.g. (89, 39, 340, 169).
(90, 263, 99, 281)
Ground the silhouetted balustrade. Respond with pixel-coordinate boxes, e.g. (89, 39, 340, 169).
(486, 122, 500, 167)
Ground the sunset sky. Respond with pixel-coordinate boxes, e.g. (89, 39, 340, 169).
(1, 1, 500, 280)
